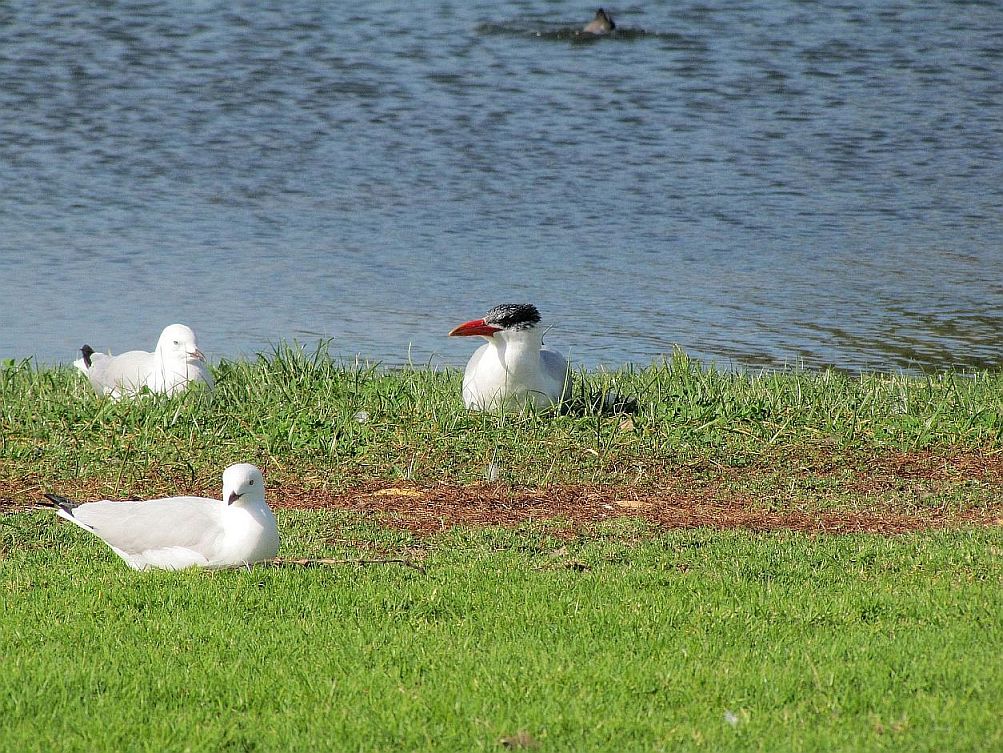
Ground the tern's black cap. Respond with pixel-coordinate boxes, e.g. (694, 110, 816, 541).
(483, 304, 542, 330)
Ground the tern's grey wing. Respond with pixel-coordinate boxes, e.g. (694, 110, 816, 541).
(86, 350, 155, 396)
(541, 347, 572, 403)
(70, 497, 224, 556)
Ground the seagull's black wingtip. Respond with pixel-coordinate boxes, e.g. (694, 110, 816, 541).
(43, 493, 79, 514)
(79, 345, 94, 368)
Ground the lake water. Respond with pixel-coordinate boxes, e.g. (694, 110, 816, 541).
(1, 0, 1001, 373)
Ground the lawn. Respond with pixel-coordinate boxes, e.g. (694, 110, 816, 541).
(1, 348, 1001, 751)
(2, 512, 1000, 752)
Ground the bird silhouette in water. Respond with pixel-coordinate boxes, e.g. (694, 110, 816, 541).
(583, 8, 615, 34)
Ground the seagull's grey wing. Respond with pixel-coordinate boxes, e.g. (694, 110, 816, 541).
(86, 350, 155, 396)
(69, 497, 224, 556)
(541, 347, 572, 403)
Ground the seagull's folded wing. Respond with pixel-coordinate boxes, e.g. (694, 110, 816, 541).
(71, 497, 224, 557)
(87, 350, 155, 395)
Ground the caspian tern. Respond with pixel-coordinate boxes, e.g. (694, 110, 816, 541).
(583, 7, 615, 34)
(73, 323, 214, 399)
(44, 464, 279, 570)
(448, 303, 571, 411)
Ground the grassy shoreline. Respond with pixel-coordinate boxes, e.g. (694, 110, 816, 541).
(3, 346, 1003, 518)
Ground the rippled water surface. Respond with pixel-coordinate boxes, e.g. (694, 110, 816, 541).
(2, 0, 1001, 371)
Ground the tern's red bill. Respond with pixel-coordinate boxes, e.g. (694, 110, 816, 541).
(448, 318, 501, 337)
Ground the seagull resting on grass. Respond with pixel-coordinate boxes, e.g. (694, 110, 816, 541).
(448, 303, 571, 412)
(73, 323, 213, 399)
(44, 464, 279, 570)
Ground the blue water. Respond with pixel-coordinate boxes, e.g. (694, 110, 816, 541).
(2, 1, 1001, 372)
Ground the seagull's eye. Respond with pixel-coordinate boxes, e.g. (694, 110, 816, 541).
(249, 479, 255, 485)
(173, 340, 180, 346)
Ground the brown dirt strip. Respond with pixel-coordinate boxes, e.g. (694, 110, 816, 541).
(3, 449, 1003, 535)
(845, 448, 1003, 488)
(263, 481, 996, 536)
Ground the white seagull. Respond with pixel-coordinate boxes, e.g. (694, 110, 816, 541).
(73, 323, 214, 399)
(44, 463, 279, 570)
(448, 303, 571, 411)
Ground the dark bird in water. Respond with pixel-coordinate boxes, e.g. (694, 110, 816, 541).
(583, 7, 615, 34)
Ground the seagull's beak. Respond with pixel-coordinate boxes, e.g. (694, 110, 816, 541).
(227, 491, 241, 505)
(189, 348, 206, 361)
(448, 318, 501, 337)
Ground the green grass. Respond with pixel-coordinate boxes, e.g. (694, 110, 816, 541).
(1, 512, 1000, 752)
(3, 345, 1003, 498)
(2, 347, 1001, 750)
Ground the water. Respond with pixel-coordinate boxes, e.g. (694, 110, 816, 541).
(2, 0, 1001, 373)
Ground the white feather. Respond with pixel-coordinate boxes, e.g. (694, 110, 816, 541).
(52, 464, 279, 570)
(460, 326, 570, 411)
(76, 324, 213, 399)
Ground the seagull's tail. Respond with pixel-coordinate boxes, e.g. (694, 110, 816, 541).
(73, 345, 94, 373)
(42, 493, 78, 511)
(42, 493, 89, 526)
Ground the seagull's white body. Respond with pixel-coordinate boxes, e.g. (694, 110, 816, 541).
(450, 304, 571, 412)
(48, 464, 278, 570)
(73, 324, 213, 399)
